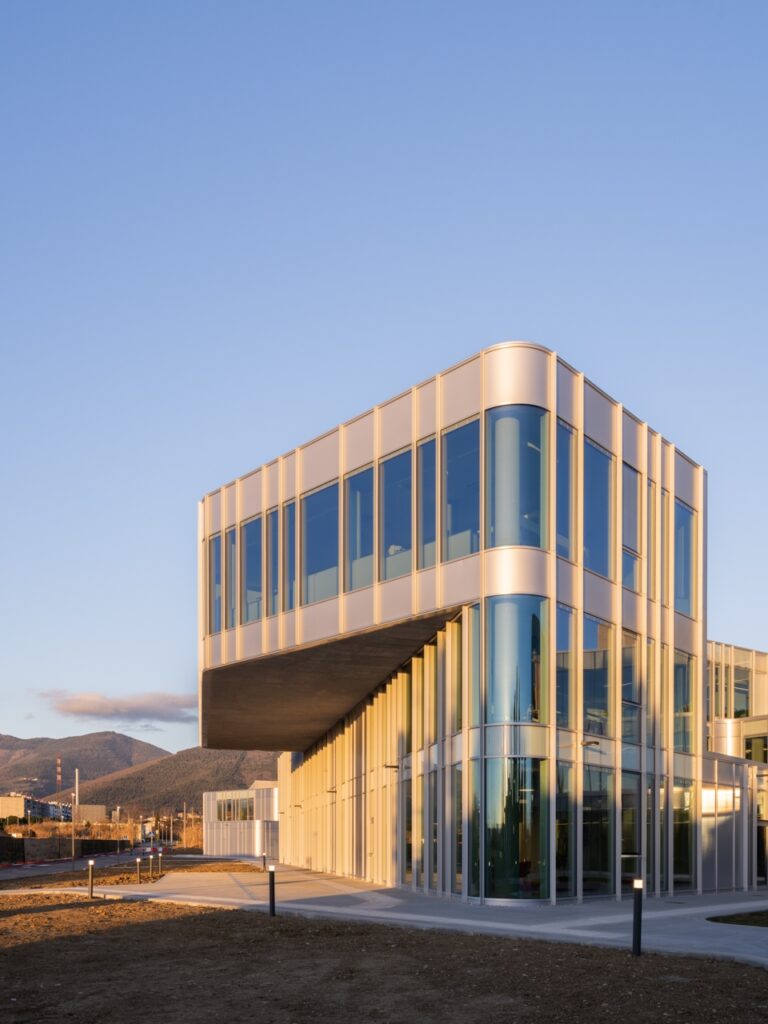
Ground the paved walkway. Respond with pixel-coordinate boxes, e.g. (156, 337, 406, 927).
(9, 865, 765, 968)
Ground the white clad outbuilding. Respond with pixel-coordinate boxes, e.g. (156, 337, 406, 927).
(202, 781, 278, 859)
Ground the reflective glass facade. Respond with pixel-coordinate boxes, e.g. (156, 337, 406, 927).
(442, 419, 480, 561)
(485, 405, 548, 549)
(302, 483, 339, 605)
(583, 439, 613, 578)
(344, 467, 374, 591)
(380, 450, 412, 580)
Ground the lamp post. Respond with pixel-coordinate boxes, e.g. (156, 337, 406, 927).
(136, 857, 141, 884)
(70, 792, 75, 869)
(632, 878, 644, 956)
(268, 864, 276, 917)
(88, 859, 95, 899)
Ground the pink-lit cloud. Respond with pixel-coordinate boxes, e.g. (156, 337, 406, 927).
(39, 689, 197, 724)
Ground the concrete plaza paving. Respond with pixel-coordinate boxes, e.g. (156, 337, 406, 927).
(81, 866, 768, 968)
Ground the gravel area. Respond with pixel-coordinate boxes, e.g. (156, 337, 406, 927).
(1, 891, 766, 1023)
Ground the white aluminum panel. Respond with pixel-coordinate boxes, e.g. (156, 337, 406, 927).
(379, 393, 412, 457)
(208, 634, 222, 668)
(557, 730, 578, 761)
(301, 598, 340, 644)
(673, 753, 695, 779)
(584, 383, 615, 452)
(646, 603, 657, 638)
(416, 568, 437, 613)
(379, 575, 413, 624)
(224, 631, 236, 664)
(266, 615, 280, 653)
(240, 470, 263, 521)
(556, 558, 577, 608)
(674, 452, 698, 510)
(583, 736, 613, 765)
(661, 440, 672, 490)
(483, 547, 550, 598)
(440, 356, 482, 429)
(301, 430, 340, 494)
(344, 413, 374, 473)
(583, 570, 614, 623)
(622, 589, 642, 633)
(282, 453, 297, 501)
(416, 379, 437, 440)
(224, 484, 237, 527)
(483, 344, 552, 412)
(485, 725, 548, 757)
(647, 431, 658, 482)
(556, 361, 577, 426)
(622, 413, 641, 470)
(441, 554, 481, 607)
(240, 621, 262, 661)
(282, 610, 295, 648)
(265, 461, 280, 509)
(207, 491, 222, 535)
(661, 615, 671, 645)
(344, 588, 375, 632)
(673, 612, 696, 654)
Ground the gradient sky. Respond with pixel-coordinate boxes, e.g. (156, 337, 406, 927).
(1, 2, 766, 752)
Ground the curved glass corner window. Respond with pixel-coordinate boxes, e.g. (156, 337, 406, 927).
(622, 463, 640, 592)
(241, 516, 263, 624)
(584, 615, 613, 736)
(673, 649, 694, 753)
(485, 405, 548, 549)
(556, 420, 575, 559)
(442, 419, 480, 562)
(344, 467, 374, 591)
(674, 500, 694, 616)
(556, 603, 574, 728)
(208, 534, 222, 634)
(486, 595, 548, 724)
(301, 481, 339, 605)
(266, 508, 279, 616)
(417, 438, 436, 569)
(485, 757, 549, 899)
(283, 501, 296, 612)
(380, 450, 412, 580)
(583, 438, 613, 579)
(225, 528, 236, 629)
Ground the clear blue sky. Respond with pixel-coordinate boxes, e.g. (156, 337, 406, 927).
(1, 2, 766, 752)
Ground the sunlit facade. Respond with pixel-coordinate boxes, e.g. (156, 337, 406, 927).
(199, 341, 764, 901)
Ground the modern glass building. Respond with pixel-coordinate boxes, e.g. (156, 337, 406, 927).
(199, 342, 765, 901)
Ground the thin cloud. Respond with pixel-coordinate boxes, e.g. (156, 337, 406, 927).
(39, 689, 197, 724)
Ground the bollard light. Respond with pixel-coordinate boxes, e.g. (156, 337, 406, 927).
(268, 864, 276, 917)
(136, 857, 142, 884)
(158, 852, 163, 877)
(632, 877, 644, 956)
(88, 859, 95, 900)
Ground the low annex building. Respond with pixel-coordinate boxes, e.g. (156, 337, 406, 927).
(198, 341, 768, 902)
(202, 781, 278, 859)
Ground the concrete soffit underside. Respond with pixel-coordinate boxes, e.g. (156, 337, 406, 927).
(201, 608, 462, 752)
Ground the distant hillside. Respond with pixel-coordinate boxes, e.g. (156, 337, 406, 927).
(0, 731, 170, 797)
(45, 746, 279, 815)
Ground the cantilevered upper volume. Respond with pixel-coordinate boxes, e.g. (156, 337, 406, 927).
(199, 341, 706, 753)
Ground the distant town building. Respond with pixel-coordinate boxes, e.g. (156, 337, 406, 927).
(202, 781, 278, 858)
(0, 794, 72, 822)
(73, 803, 108, 823)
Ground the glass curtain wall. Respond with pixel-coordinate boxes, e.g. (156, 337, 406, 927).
(584, 616, 613, 736)
(344, 467, 374, 591)
(283, 501, 296, 611)
(267, 508, 279, 616)
(240, 516, 262, 623)
(673, 651, 694, 753)
(673, 777, 695, 889)
(621, 770, 642, 890)
(583, 439, 613, 578)
(622, 630, 641, 744)
(556, 762, 575, 896)
(622, 463, 640, 591)
(733, 652, 751, 718)
(556, 605, 574, 728)
(209, 534, 221, 633)
(417, 438, 436, 569)
(301, 482, 339, 605)
(485, 758, 548, 899)
(486, 596, 548, 724)
(556, 421, 575, 559)
(380, 450, 412, 580)
(674, 500, 694, 616)
(442, 420, 480, 561)
(225, 528, 236, 628)
(485, 405, 548, 549)
(583, 766, 614, 895)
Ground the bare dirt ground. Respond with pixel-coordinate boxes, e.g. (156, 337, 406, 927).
(1, 891, 766, 1024)
(0, 857, 264, 890)
(709, 910, 768, 927)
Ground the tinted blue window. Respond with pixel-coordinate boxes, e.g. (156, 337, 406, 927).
(583, 439, 613, 578)
(345, 467, 374, 591)
(556, 421, 575, 559)
(380, 450, 412, 580)
(485, 595, 548, 724)
(417, 439, 436, 569)
(301, 482, 339, 605)
(209, 534, 221, 634)
(674, 650, 694, 752)
(584, 615, 612, 736)
(674, 500, 694, 616)
(556, 604, 574, 728)
(622, 463, 640, 591)
(622, 629, 641, 743)
(485, 405, 548, 549)
(267, 508, 279, 616)
(240, 516, 262, 623)
(283, 501, 296, 612)
(225, 528, 236, 628)
(442, 420, 480, 562)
